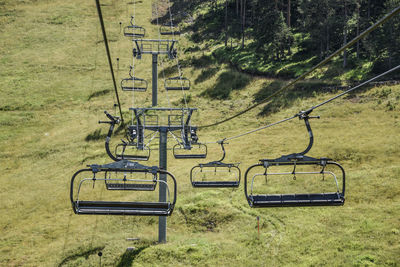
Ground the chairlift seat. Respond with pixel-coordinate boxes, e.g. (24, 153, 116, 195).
(105, 182, 156, 191)
(174, 153, 207, 159)
(249, 193, 344, 207)
(74, 201, 171, 216)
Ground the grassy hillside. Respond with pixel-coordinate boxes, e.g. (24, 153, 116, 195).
(0, 0, 399, 266)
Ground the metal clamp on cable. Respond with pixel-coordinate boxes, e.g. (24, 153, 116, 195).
(99, 110, 120, 125)
(297, 110, 320, 120)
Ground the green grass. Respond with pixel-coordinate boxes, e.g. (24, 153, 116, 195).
(0, 0, 400, 266)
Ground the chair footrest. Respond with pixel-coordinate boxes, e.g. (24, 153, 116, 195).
(121, 87, 147, 91)
(250, 193, 344, 207)
(192, 181, 239, 188)
(124, 33, 145, 38)
(116, 154, 149, 160)
(165, 87, 190, 91)
(174, 154, 206, 159)
(74, 201, 171, 216)
(106, 183, 156, 191)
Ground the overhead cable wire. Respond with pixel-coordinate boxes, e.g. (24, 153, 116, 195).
(131, 0, 136, 108)
(94, 0, 124, 124)
(303, 64, 400, 114)
(198, 5, 400, 129)
(212, 64, 400, 143)
(155, 0, 172, 108)
(166, 0, 189, 110)
(224, 116, 297, 142)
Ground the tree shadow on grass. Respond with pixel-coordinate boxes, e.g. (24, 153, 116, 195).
(116, 246, 149, 267)
(159, 65, 179, 77)
(88, 89, 110, 100)
(201, 70, 251, 100)
(58, 246, 104, 267)
(254, 80, 345, 116)
(195, 67, 218, 84)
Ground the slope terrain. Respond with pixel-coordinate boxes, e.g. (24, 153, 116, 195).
(0, 0, 399, 266)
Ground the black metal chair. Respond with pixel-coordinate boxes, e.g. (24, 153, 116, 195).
(70, 160, 177, 216)
(124, 16, 145, 38)
(190, 141, 240, 188)
(244, 113, 345, 207)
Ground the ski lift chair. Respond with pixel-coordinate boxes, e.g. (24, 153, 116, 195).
(190, 140, 240, 188)
(164, 76, 190, 91)
(159, 23, 181, 36)
(124, 16, 146, 38)
(173, 127, 207, 159)
(244, 112, 345, 207)
(115, 140, 150, 161)
(70, 160, 177, 216)
(121, 67, 147, 91)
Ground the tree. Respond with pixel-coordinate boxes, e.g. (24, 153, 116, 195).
(225, 0, 228, 46)
(241, 0, 247, 48)
(343, 0, 348, 68)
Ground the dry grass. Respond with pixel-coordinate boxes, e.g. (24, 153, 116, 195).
(0, 0, 399, 266)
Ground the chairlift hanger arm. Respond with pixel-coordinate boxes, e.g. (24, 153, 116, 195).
(216, 139, 227, 162)
(99, 111, 120, 162)
(296, 112, 320, 156)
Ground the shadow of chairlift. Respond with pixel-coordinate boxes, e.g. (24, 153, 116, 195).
(244, 112, 345, 208)
(159, 23, 181, 36)
(164, 76, 190, 91)
(121, 66, 148, 91)
(190, 141, 241, 188)
(123, 16, 145, 38)
(70, 160, 177, 216)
